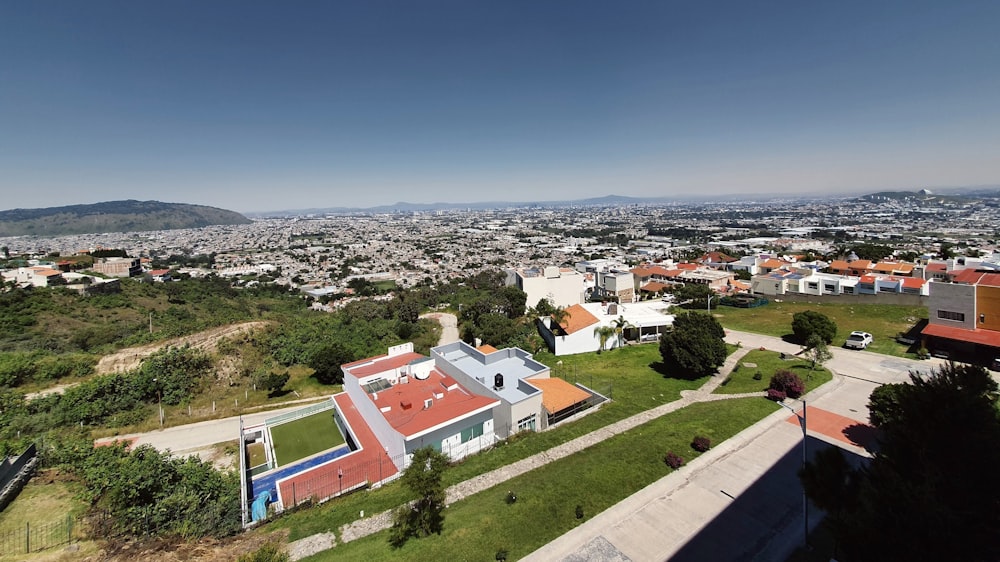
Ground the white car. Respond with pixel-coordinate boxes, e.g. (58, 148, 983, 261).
(845, 331, 873, 350)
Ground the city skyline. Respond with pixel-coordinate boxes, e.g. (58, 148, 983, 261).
(3, 1, 999, 213)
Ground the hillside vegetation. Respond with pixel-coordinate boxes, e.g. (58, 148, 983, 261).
(0, 200, 251, 236)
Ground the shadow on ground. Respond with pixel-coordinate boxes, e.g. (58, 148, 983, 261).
(669, 437, 867, 561)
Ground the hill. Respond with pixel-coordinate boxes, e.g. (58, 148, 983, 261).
(0, 200, 251, 236)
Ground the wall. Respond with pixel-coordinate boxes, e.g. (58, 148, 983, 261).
(772, 292, 927, 307)
(928, 282, 977, 329)
(343, 379, 405, 467)
(976, 285, 1000, 332)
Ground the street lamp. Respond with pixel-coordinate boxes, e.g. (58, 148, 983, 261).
(777, 398, 808, 549)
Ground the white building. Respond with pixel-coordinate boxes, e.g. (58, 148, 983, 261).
(507, 266, 585, 309)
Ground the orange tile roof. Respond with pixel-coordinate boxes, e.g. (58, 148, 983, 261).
(641, 281, 671, 292)
(558, 304, 600, 334)
(630, 267, 654, 278)
(527, 377, 592, 414)
(677, 263, 698, 270)
(646, 265, 674, 277)
(952, 270, 1000, 287)
(476, 344, 499, 354)
(343, 352, 426, 377)
(922, 323, 1000, 348)
(901, 277, 926, 289)
(369, 369, 498, 438)
(848, 260, 873, 270)
(829, 260, 851, 270)
(760, 259, 785, 269)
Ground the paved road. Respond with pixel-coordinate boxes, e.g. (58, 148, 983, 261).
(524, 330, 943, 562)
(96, 397, 331, 455)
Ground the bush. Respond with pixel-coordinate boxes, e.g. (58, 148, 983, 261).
(691, 436, 711, 452)
(575, 504, 584, 519)
(664, 451, 685, 469)
(238, 543, 289, 562)
(770, 369, 805, 398)
(753, 371, 763, 381)
(766, 388, 787, 401)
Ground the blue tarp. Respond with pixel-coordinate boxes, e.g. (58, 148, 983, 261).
(251, 490, 270, 522)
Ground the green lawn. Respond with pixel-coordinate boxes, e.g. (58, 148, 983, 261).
(269, 410, 345, 467)
(712, 301, 927, 357)
(303, 398, 779, 561)
(716, 349, 832, 395)
(270, 344, 712, 540)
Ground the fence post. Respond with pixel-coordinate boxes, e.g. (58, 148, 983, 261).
(25, 522, 29, 553)
(292, 482, 296, 506)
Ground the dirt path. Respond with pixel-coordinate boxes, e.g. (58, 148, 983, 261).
(420, 312, 459, 346)
(25, 321, 270, 401)
(95, 321, 270, 375)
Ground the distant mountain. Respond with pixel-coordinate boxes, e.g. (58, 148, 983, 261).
(250, 194, 692, 217)
(0, 200, 252, 236)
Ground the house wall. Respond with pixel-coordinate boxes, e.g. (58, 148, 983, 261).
(976, 285, 1000, 332)
(928, 282, 977, 330)
(553, 328, 601, 356)
(343, 379, 406, 466)
(405, 409, 496, 462)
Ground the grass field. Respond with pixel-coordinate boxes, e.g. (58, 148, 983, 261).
(716, 349, 832, 395)
(0, 469, 96, 562)
(304, 397, 779, 561)
(712, 301, 927, 357)
(269, 410, 345, 467)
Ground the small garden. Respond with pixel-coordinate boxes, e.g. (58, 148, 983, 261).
(714, 349, 832, 396)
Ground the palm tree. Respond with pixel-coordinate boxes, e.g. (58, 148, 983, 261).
(611, 315, 633, 349)
(549, 306, 570, 336)
(593, 325, 615, 353)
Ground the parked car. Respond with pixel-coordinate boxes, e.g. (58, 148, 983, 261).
(991, 357, 1000, 372)
(844, 331, 873, 350)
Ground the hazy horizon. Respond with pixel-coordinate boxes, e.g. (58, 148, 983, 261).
(3, 1, 999, 214)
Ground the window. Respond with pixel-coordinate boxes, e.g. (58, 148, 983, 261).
(937, 310, 965, 322)
(460, 423, 484, 443)
(824, 284, 836, 293)
(516, 414, 536, 432)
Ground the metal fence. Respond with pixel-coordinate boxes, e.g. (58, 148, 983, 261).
(264, 398, 335, 427)
(0, 516, 75, 555)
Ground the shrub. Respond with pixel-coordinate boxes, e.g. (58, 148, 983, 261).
(770, 369, 805, 399)
(575, 504, 584, 519)
(753, 371, 763, 381)
(505, 490, 517, 504)
(238, 543, 289, 562)
(664, 451, 685, 469)
(691, 436, 711, 452)
(766, 388, 787, 402)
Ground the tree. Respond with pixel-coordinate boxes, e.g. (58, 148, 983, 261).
(801, 363, 1000, 561)
(593, 325, 615, 353)
(257, 372, 290, 396)
(308, 341, 353, 384)
(389, 447, 448, 547)
(658, 312, 727, 377)
(802, 333, 832, 377)
(548, 306, 570, 336)
(672, 283, 716, 309)
(611, 315, 633, 349)
(790, 310, 837, 344)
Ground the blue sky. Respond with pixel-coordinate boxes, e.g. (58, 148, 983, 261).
(2, 1, 999, 213)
